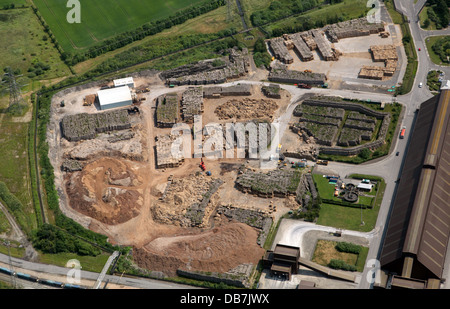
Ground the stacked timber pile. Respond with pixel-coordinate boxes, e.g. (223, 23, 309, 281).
(156, 93, 179, 128)
(311, 29, 338, 61)
(185, 179, 224, 227)
(371, 45, 398, 62)
(203, 84, 252, 98)
(261, 84, 281, 99)
(181, 87, 203, 123)
(269, 68, 326, 85)
(359, 45, 398, 80)
(155, 134, 185, 169)
(301, 32, 316, 50)
(288, 33, 314, 61)
(269, 37, 294, 64)
(235, 169, 302, 198)
(165, 49, 249, 86)
(337, 128, 373, 147)
(62, 159, 83, 172)
(61, 109, 131, 142)
(324, 17, 385, 42)
(216, 204, 273, 246)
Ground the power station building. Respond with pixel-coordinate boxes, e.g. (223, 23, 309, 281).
(376, 83, 450, 289)
(97, 86, 133, 111)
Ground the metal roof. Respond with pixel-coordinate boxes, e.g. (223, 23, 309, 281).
(380, 95, 440, 267)
(97, 86, 132, 107)
(273, 244, 300, 258)
(113, 77, 134, 87)
(379, 89, 450, 280)
(412, 89, 450, 278)
(357, 183, 373, 190)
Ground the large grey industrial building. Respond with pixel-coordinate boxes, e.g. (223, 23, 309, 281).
(376, 84, 450, 289)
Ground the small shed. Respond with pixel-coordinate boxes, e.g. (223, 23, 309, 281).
(113, 77, 135, 89)
(357, 183, 373, 191)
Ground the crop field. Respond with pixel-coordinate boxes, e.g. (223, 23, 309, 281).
(33, 0, 206, 51)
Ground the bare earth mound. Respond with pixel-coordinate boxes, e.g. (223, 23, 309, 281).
(65, 157, 146, 225)
(133, 222, 265, 276)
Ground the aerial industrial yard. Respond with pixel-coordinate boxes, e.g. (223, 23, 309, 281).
(0, 0, 449, 295)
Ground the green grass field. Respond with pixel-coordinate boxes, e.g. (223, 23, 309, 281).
(33, 0, 206, 52)
(0, 120, 37, 235)
(0, 8, 70, 80)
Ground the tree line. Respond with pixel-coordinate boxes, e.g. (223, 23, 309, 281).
(425, 0, 450, 29)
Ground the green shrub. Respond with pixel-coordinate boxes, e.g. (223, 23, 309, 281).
(328, 259, 357, 271)
(32, 224, 101, 256)
(335, 241, 362, 254)
(0, 181, 23, 213)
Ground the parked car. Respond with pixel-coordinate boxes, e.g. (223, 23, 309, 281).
(419, 82, 423, 88)
(396, 151, 399, 156)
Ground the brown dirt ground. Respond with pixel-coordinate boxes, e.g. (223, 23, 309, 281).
(133, 221, 265, 277)
(65, 157, 148, 225)
(63, 100, 268, 276)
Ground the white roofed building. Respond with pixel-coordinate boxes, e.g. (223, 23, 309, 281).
(357, 183, 373, 191)
(97, 86, 133, 110)
(114, 77, 135, 88)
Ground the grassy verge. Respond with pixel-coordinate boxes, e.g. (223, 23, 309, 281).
(0, 242, 26, 258)
(37, 252, 111, 273)
(384, 0, 418, 95)
(419, 6, 437, 30)
(425, 35, 450, 66)
(72, 3, 241, 75)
